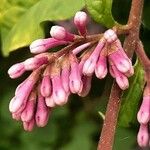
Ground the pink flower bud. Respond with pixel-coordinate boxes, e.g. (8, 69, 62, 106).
(74, 11, 88, 36)
(109, 50, 132, 73)
(21, 92, 36, 122)
(111, 65, 129, 90)
(50, 25, 75, 42)
(12, 112, 21, 121)
(51, 75, 68, 106)
(40, 75, 52, 97)
(61, 67, 70, 93)
(137, 96, 150, 124)
(82, 39, 105, 76)
(95, 55, 107, 79)
(24, 56, 48, 70)
(45, 96, 56, 107)
(69, 54, 83, 93)
(35, 92, 50, 127)
(78, 76, 92, 97)
(30, 38, 67, 54)
(137, 124, 149, 148)
(72, 42, 91, 55)
(9, 76, 37, 113)
(23, 118, 35, 132)
(8, 63, 25, 79)
(103, 29, 117, 43)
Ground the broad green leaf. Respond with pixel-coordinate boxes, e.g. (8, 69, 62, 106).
(2, 0, 85, 56)
(0, 0, 40, 54)
(118, 60, 145, 127)
(85, 0, 117, 28)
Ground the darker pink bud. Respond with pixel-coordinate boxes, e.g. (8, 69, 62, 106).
(74, 11, 88, 36)
(82, 39, 106, 76)
(23, 118, 35, 132)
(50, 25, 75, 42)
(78, 76, 92, 97)
(137, 124, 149, 148)
(69, 54, 83, 93)
(30, 38, 67, 54)
(35, 92, 50, 127)
(40, 75, 52, 97)
(137, 96, 150, 124)
(110, 65, 129, 90)
(21, 92, 36, 122)
(8, 63, 25, 79)
(61, 67, 70, 93)
(12, 112, 21, 121)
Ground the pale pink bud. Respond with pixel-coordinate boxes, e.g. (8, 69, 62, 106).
(40, 75, 52, 97)
(30, 38, 67, 54)
(69, 54, 83, 93)
(111, 65, 129, 90)
(61, 67, 70, 93)
(51, 75, 68, 105)
(9, 79, 35, 113)
(82, 39, 105, 76)
(21, 92, 36, 122)
(137, 96, 150, 124)
(95, 55, 107, 79)
(109, 50, 132, 73)
(23, 118, 35, 132)
(50, 25, 75, 42)
(78, 76, 92, 97)
(74, 11, 88, 36)
(35, 93, 50, 127)
(124, 66, 134, 77)
(45, 96, 56, 107)
(8, 63, 25, 79)
(72, 42, 91, 55)
(24, 56, 48, 70)
(137, 124, 149, 148)
(103, 29, 117, 43)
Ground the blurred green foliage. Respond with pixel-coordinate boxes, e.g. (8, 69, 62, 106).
(0, 0, 150, 150)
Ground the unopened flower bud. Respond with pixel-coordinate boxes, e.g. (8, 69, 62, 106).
(83, 39, 105, 76)
(95, 55, 107, 79)
(74, 11, 88, 36)
(24, 56, 48, 70)
(103, 29, 117, 43)
(69, 54, 83, 93)
(137, 96, 150, 124)
(111, 65, 129, 90)
(137, 124, 149, 148)
(50, 25, 75, 42)
(23, 118, 35, 132)
(30, 38, 67, 54)
(35, 91, 50, 127)
(21, 91, 36, 122)
(8, 63, 25, 79)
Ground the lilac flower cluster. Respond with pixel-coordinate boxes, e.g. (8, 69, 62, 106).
(8, 11, 134, 131)
(137, 86, 150, 147)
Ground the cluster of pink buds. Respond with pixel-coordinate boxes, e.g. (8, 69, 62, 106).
(8, 11, 134, 131)
(137, 86, 150, 147)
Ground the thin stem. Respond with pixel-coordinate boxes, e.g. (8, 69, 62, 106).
(97, 0, 144, 150)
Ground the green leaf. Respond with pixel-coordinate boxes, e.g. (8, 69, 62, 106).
(118, 60, 145, 127)
(0, 0, 40, 55)
(2, 0, 85, 56)
(85, 0, 117, 28)
(143, 0, 150, 30)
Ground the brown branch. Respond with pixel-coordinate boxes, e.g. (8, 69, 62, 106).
(97, 0, 144, 150)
